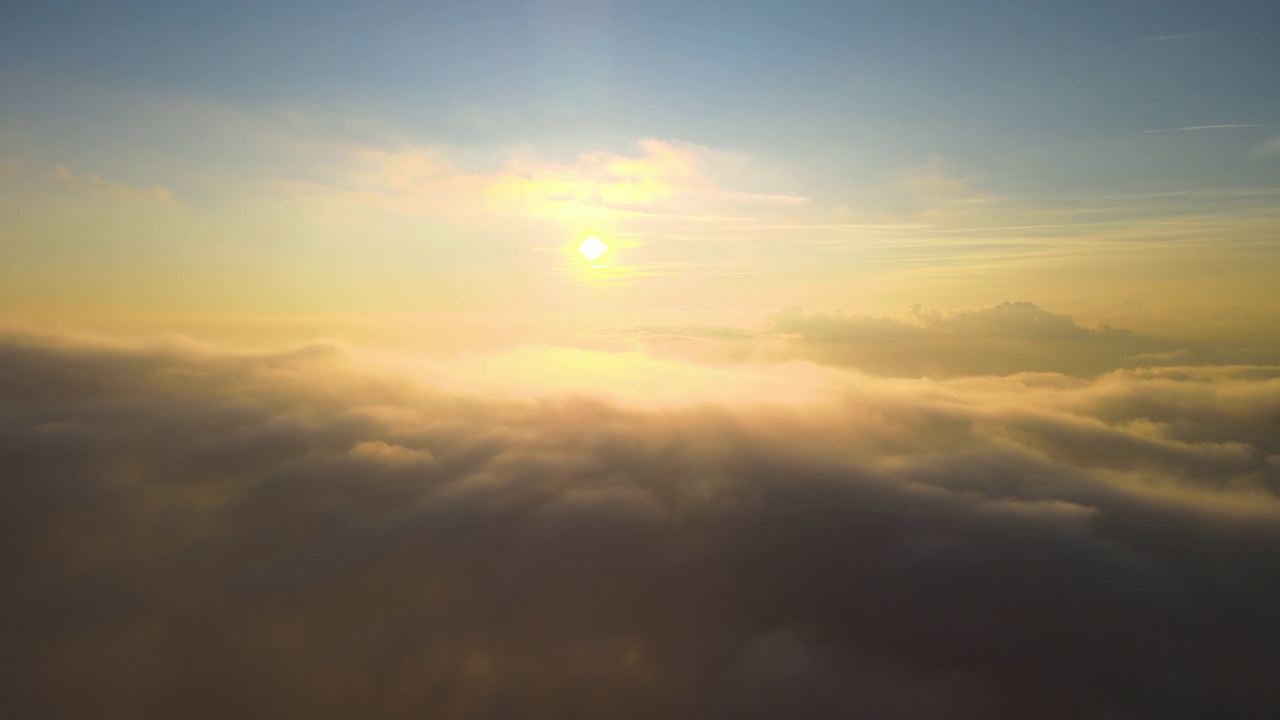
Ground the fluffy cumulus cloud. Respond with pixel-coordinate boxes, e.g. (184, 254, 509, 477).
(3, 331, 1280, 719)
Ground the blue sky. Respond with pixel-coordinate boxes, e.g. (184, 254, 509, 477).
(7, 1, 1279, 170)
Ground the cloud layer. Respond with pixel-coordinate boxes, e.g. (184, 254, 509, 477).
(3, 332, 1280, 719)
(592, 301, 1280, 378)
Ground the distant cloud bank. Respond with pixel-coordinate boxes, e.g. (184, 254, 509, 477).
(593, 301, 1280, 378)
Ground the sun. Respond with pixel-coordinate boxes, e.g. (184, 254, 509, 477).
(577, 236, 608, 260)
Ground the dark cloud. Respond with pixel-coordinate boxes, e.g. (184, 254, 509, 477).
(2, 334, 1280, 719)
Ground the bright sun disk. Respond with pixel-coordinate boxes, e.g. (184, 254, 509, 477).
(578, 237, 608, 260)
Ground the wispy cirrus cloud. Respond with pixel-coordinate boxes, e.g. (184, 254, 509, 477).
(45, 165, 178, 204)
(1257, 135, 1280, 157)
(1140, 33, 1201, 42)
(289, 138, 808, 226)
(0, 161, 177, 205)
(1141, 124, 1267, 134)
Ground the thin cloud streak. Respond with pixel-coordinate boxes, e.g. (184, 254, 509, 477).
(1140, 33, 1202, 42)
(1257, 136, 1280, 157)
(1141, 124, 1266, 134)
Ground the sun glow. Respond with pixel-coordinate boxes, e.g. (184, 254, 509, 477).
(578, 236, 608, 260)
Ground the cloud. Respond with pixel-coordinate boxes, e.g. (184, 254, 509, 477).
(846, 154, 996, 225)
(772, 301, 1104, 341)
(1142, 124, 1266, 134)
(597, 302, 1208, 378)
(45, 166, 178, 204)
(293, 138, 807, 227)
(274, 136, 814, 284)
(595, 302, 1280, 379)
(0, 161, 177, 205)
(1257, 136, 1280, 157)
(1140, 33, 1201, 42)
(3, 331, 1280, 719)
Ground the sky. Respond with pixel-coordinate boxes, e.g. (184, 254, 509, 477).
(4, 0, 1280, 338)
(4, 2, 1280, 719)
